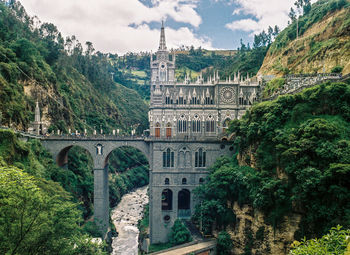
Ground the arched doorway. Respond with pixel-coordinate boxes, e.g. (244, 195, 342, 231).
(166, 123, 172, 138)
(162, 189, 173, 210)
(178, 189, 191, 218)
(155, 123, 161, 138)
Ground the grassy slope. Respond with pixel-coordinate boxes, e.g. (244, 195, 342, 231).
(0, 2, 148, 133)
(259, 0, 350, 76)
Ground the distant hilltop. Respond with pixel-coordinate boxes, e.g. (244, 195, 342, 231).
(259, 0, 350, 76)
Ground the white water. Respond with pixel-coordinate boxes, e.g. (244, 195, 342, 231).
(111, 186, 149, 255)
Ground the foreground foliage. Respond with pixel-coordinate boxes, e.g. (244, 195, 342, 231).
(0, 128, 150, 251)
(0, 166, 106, 255)
(217, 231, 233, 255)
(290, 226, 350, 255)
(169, 219, 192, 246)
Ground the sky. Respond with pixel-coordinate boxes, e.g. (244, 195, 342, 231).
(18, 0, 314, 55)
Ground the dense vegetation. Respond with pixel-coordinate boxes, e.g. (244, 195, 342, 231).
(290, 226, 350, 255)
(0, 129, 106, 254)
(0, 1, 151, 248)
(216, 231, 233, 255)
(0, 1, 148, 133)
(168, 219, 192, 246)
(193, 81, 350, 243)
(0, 128, 150, 251)
(262, 77, 286, 98)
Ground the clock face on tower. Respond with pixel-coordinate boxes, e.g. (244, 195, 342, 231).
(220, 87, 236, 104)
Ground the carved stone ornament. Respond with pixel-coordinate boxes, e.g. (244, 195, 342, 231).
(220, 87, 236, 104)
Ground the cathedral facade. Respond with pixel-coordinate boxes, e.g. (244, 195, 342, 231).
(148, 23, 261, 140)
(148, 24, 261, 244)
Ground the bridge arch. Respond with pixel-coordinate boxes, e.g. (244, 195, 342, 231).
(102, 141, 150, 168)
(52, 143, 94, 168)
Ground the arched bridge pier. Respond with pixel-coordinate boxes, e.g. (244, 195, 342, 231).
(41, 137, 150, 235)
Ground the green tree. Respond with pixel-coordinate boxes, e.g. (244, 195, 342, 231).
(0, 166, 106, 255)
(217, 231, 233, 255)
(290, 226, 350, 255)
(168, 219, 192, 245)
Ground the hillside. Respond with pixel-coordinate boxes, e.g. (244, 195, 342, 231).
(194, 80, 350, 254)
(259, 0, 350, 76)
(0, 1, 148, 134)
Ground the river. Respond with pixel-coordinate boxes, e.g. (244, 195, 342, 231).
(111, 186, 149, 255)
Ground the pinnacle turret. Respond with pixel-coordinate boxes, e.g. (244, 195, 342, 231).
(158, 21, 167, 51)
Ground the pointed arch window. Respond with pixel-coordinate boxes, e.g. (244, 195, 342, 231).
(178, 115, 187, 133)
(166, 123, 172, 138)
(195, 148, 206, 168)
(205, 116, 215, 133)
(179, 97, 184, 104)
(163, 148, 174, 168)
(182, 178, 187, 184)
(205, 96, 211, 105)
(155, 122, 161, 138)
(191, 97, 198, 104)
(192, 115, 201, 133)
(165, 178, 170, 185)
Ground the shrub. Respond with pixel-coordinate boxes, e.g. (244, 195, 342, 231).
(168, 219, 192, 245)
(331, 65, 344, 73)
(290, 226, 350, 255)
(217, 231, 233, 255)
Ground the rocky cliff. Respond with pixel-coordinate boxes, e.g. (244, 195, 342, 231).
(259, 0, 350, 76)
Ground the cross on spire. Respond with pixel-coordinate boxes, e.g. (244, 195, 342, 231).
(159, 20, 167, 51)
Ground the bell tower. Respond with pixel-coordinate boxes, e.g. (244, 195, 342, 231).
(150, 22, 175, 89)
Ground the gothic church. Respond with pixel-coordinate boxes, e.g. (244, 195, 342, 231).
(148, 23, 261, 243)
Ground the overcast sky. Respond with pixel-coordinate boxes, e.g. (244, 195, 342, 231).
(19, 0, 315, 55)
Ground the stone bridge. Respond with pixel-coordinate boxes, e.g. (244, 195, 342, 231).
(41, 136, 151, 234)
(40, 135, 233, 240)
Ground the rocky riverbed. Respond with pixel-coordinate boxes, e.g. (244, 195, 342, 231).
(111, 186, 149, 255)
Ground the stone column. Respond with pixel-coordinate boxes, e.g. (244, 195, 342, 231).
(94, 166, 109, 236)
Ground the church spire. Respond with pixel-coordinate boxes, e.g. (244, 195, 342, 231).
(159, 21, 167, 51)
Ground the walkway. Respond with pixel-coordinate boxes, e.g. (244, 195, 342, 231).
(150, 240, 216, 255)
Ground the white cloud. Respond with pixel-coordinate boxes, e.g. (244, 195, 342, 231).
(19, 0, 210, 54)
(226, 0, 318, 35)
(225, 18, 260, 32)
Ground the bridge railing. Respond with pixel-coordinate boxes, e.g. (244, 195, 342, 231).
(41, 135, 224, 142)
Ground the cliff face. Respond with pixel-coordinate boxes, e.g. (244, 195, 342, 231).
(259, 1, 350, 76)
(230, 148, 298, 255)
(225, 202, 301, 255)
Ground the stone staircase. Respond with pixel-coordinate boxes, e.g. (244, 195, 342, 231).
(183, 220, 204, 242)
(262, 73, 344, 101)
